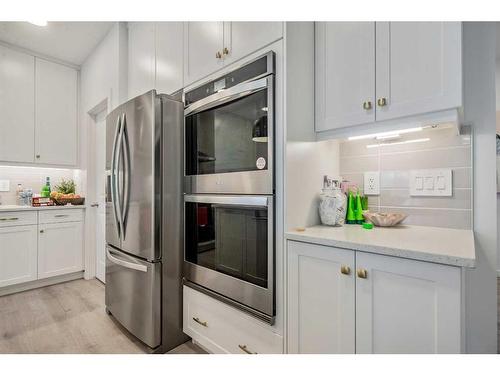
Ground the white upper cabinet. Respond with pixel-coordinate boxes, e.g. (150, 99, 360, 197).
(315, 22, 375, 131)
(184, 22, 224, 86)
(0, 45, 35, 163)
(375, 22, 462, 122)
(287, 241, 355, 354)
(156, 22, 184, 95)
(35, 58, 78, 166)
(128, 22, 156, 99)
(355, 252, 461, 353)
(222, 22, 283, 65)
(183, 22, 283, 87)
(315, 21, 462, 132)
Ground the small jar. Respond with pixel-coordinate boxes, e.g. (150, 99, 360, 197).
(319, 187, 347, 226)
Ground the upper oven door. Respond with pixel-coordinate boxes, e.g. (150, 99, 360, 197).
(184, 75, 274, 195)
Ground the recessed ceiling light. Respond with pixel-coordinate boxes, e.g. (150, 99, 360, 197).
(28, 21, 48, 27)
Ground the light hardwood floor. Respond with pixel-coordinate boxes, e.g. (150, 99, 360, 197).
(0, 279, 205, 354)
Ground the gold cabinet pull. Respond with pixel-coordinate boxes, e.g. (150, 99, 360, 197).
(357, 269, 368, 279)
(238, 344, 256, 354)
(215, 51, 222, 59)
(222, 47, 230, 56)
(340, 265, 351, 275)
(0, 217, 19, 221)
(362, 101, 372, 110)
(377, 97, 387, 107)
(192, 317, 207, 327)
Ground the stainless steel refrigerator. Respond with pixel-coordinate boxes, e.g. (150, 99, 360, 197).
(105, 90, 187, 351)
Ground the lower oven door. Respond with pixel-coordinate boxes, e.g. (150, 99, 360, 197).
(105, 246, 161, 348)
(184, 194, 274, 319)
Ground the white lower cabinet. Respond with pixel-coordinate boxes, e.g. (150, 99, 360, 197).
(287, 241, 355, 353)
(286, 240, 462, 354)
(0, 225, 38, 288)
(38, 220, 83, 279)
(183, 286, 283, 354)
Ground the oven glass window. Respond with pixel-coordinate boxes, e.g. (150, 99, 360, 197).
(185, 90, 269, 176)
(185, 202, 268, 288)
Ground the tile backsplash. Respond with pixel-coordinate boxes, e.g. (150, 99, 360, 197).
(339, 125, 472, 229)
(0, 166, 84, 205)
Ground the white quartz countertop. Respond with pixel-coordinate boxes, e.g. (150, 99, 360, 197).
(286, 224, 475, 268)
(0, 204, 86, 212)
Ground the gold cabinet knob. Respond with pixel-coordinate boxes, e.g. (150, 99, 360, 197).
(223, 47, 229, 56)
(192, 317, 207, 327)
(377, 97, 387, 107)
(340, 265, 351, 275)
(363, 101, 372, 110)
(357, 269, 368, 279)
(215, 51, 222, 59)
(36, 155, 40, 159)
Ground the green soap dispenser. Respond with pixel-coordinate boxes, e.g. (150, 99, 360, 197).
(355, 193, 364, 224)
(346, 191, 357, 224)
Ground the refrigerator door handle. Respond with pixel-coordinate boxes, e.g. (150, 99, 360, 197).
(106, 248, 148, 273)
(121, 113, 131, 239)
(110, 115, 122, 239)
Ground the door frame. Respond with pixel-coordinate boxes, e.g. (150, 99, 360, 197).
(84, 97, 109, 281)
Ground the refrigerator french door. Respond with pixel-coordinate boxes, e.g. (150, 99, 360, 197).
(105, 90, 186, 351)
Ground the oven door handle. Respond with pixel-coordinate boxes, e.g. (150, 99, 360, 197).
(184, 194, 270, 208)
(184, 76, 270, 117)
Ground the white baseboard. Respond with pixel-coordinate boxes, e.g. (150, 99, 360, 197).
(0, 271, 84, 297)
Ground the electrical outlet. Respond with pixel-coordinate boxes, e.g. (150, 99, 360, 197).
(364, 171, 380, 195)
(0, 180, 10, 192)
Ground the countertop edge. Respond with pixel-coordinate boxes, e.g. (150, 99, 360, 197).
(0, 205, 86, 212)
(285, 231, 475, 268)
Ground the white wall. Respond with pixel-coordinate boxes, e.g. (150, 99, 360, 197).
(463, 22, 497, 353)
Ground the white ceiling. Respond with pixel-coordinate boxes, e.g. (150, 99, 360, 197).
(0, 22, 114, 66)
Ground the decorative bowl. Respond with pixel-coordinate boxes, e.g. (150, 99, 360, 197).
(52, 197, 85, 206)
(362, 212, 407, 227)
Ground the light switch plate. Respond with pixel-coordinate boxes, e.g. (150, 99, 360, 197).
(0, 180, 10, 192)
(410, 169, 452, 197)
(364, 171, 380, 195)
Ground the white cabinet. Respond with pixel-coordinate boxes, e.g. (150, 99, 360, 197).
(35, 58, 78, 166)
(375, 22, 462, 122)
(38, 219, 83, 279)
(0, 225, 38, 288)
(222, 22, 283, 65)
(315, 22, 375, 131)
(0, 45, 35, 163)
(183, 22, 283, 86)
(155, 22, 184, 95)
(286, 240, 462, 354)
(183, 22, 224, 86)
(315, 22, 462, 132)
(128, 22, 156, 99)
(183, 286, 283, 354)
(287, 241, 355, 354)
(355, 251, 461, 353)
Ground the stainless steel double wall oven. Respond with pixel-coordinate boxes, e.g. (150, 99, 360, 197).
(183, 52, 275, 323)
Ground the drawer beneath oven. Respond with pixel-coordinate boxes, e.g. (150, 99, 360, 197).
(183, 285, 283, 354)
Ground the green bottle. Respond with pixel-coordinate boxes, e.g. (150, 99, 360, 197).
(41, 177, 51, 198)
(355, 193, 364, 224)
(346, 191, 357, 224)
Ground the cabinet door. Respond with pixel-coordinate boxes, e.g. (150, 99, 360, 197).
(183, 22, 224, 86)
(128, 22, 156, 99)
(287, 241, 355, 354)
(155, 22, 184, 95)
(315, 22, 376, 132)
(35, 58, 78, 166)
(0, 45, 35, 163)
(38, 221, 83, 279)
(0, 225, 37, 287)
(222, 22, 283, 64)
(355, 252, 461, 353)
(375, 22, 462, 121)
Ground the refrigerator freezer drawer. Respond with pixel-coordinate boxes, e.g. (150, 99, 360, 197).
(105, 246, 161, 348)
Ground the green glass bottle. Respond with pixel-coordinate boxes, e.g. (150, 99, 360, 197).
(355, 193, 364, 224)
(346, 191, 357, 224)
(41, 177, 51, 198)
